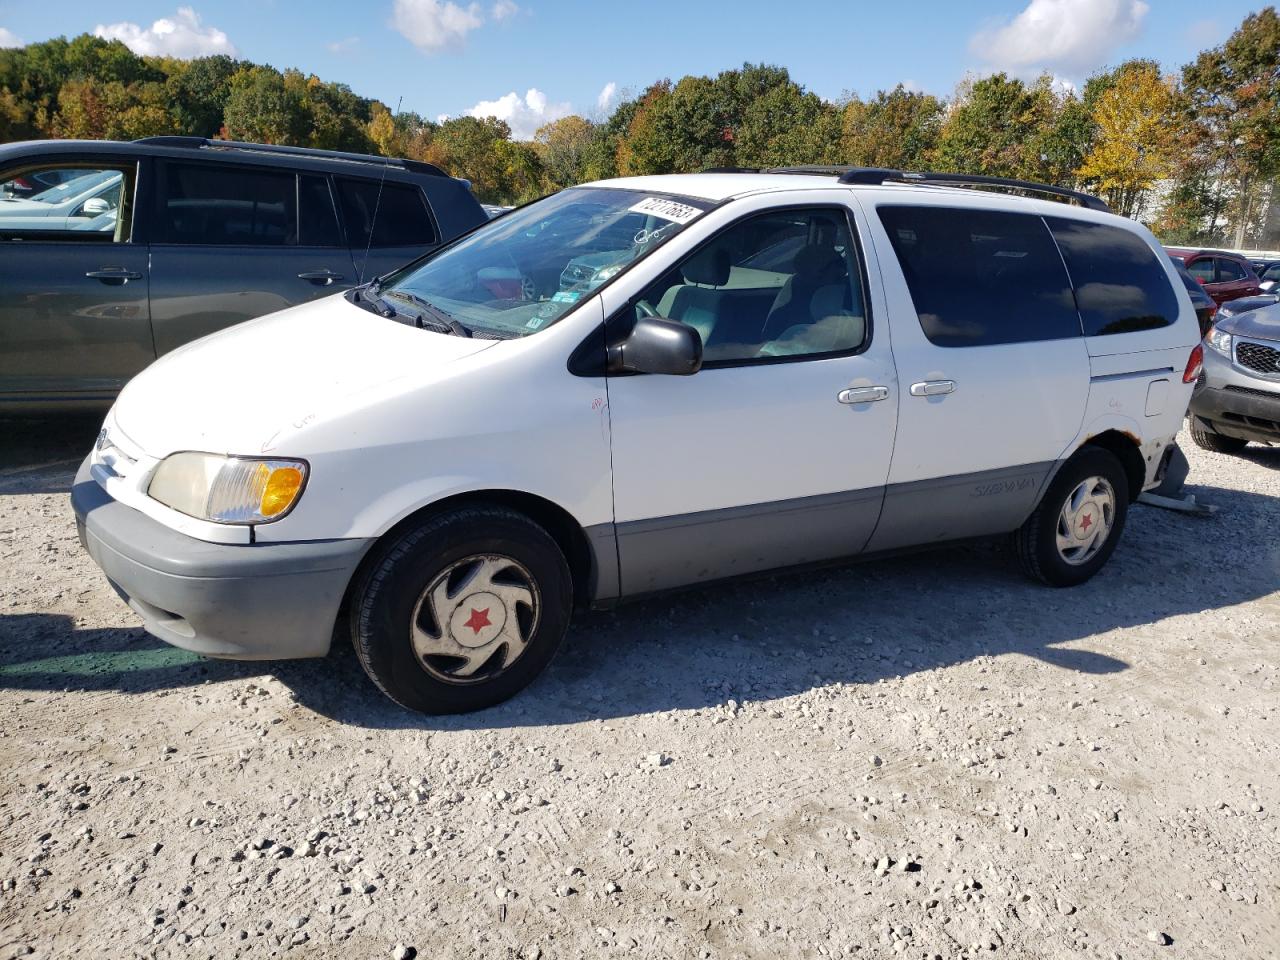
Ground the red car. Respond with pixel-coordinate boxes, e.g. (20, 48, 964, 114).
(1165, 248, 1263, 305)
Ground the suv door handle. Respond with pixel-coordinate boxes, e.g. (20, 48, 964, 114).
(837, 386, 889, 404)
(297, 270, 345, 286)
(909, 380, 956, 397)
(85, 268, 142, 284)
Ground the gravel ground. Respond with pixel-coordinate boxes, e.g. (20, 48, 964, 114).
(0, 415, 1277, 960)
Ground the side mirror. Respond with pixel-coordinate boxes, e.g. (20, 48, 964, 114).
(1261, 279, 1276, 293)
(609, 314, 703, 376)
(80, 197, 112, 217)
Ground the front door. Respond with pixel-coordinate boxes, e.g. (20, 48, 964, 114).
(604, 200, 899, 595)
(148, 161, 357, 355)
(0, 158, 152, 405)
(860, 199, 1091, 552)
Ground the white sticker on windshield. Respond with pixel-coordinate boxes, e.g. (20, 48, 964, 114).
(628, 197, 701, 224)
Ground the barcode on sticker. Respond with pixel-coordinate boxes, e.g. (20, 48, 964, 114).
(628, 197, 701, 224)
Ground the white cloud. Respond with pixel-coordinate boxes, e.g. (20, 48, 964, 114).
(596, 81, 617, 111)
(491, 1, 519, 22)
(93, 7, 236, 58)
(392, 0, 484, 52)
(466, 88, 571, 139)
(970, 0, 1148, 79)
(327, 36, 360, 55)
(0, 27, 22, 48)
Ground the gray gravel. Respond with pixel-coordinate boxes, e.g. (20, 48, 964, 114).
(0, 415, 1277, 959)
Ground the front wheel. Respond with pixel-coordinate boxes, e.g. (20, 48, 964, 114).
(1014, 448, 1129, 587)
(1190, 425, 1248, 454)
(351, 506, 572, 714)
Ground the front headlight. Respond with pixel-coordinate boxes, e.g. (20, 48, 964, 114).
(1206, 325, 1233, 356)
(148, 453, 308, 524)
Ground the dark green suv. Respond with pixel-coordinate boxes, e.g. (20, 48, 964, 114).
(0, 137, 487, 412)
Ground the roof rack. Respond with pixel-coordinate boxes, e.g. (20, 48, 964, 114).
(840, 168, 1111, 212)
(132, 136, 448, 178)
(697, 164, 1110, 212)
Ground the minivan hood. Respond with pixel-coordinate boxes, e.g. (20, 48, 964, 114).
(1220, 301, 1280, 342)
(112, 295, 498, 456)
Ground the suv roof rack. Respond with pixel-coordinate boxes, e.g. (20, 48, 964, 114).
(697, 164, 1110, 212)
(132, 136, 448, 178)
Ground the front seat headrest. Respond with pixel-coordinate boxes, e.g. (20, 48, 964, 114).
(792, 245, 844, 281)
(682, 246, 731, 286)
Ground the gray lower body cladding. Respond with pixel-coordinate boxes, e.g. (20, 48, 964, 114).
(613, 462, 1053, 597)
(72, 458, 371, 659)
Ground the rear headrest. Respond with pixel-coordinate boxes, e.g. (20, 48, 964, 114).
(682, 246, 730, 286)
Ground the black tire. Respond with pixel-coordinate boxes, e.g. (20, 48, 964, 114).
(1014, 447, 1129, 588)
(1190, 425, 1247, 454)
(351, 506, 572, 714)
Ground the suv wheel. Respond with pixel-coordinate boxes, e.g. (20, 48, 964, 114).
(1015, 447, 1129, 587)
(1190, 425, 1247, 454)
(351, 506, 572, 714)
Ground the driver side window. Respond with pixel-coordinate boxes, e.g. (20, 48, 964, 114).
(635, 207, 868, 363)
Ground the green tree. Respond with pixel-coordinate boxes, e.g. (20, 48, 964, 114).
(1181, 7, 1280, 245)
(840, 85, 944, 170)
(935, 74, 1055, 180)
(533, 115, 596, 188)
(222, 65, 307, 144)
(164, 55, 239, 136)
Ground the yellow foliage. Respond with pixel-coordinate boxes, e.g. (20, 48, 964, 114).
(1077, 64, 1180, 213)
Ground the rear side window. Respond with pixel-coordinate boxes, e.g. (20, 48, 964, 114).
(158, 162, 295, 245)
(1216, 258, 1247, 282)
(1046, 218, 1179, 336)
(877, 205, 1079, 347)
(298, 175, 342, 247)
(336, 178, 436, 248)
(1186, 258, 1215, 283)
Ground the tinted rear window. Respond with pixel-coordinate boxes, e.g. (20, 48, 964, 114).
(298, 175, 342, 247)
(1216, 257, 1247, 282)
(877, 205, 1080, 347)
(337, 179, 436, 248)
(158, 162, 295, 245)
(1046, 218, 1179, 336)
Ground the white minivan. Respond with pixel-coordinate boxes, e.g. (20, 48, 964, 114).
(73, 168, 1203, 713)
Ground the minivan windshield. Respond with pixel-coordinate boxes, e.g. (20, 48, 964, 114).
(380, 187, 711, 338)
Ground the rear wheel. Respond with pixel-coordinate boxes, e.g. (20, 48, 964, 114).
(1190, 425, 1247, 454)
(351, 506, 572, 714)
(1015, 447, 1129, 587)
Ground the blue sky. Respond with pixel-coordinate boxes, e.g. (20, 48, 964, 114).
(0, 1, 1265, 137)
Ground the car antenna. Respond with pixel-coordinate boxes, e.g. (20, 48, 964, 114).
(358, 95, 402, 285)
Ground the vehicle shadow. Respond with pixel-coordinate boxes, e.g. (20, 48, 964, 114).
(0, 414, 101, 494)
(2, 474, 1276, 730)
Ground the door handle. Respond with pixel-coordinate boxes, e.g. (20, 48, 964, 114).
(837, 386, 889, 404)
(297, 270, 345, 286)
(85, 268, 142, 285)
(909, 380, 956, 397)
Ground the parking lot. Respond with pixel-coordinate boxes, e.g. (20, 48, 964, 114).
(0, 415, 1277, 959)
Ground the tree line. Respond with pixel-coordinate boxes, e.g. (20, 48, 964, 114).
(2, 8, 1277, 247)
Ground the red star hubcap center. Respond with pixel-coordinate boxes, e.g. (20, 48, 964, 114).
(1075, 508, 1096, 539)
(449, 591, 506, 648)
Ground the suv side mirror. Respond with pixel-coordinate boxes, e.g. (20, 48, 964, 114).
(609, 314, 703, 376)
(80, 197, 112, 217)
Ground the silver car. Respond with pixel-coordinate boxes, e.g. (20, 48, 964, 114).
(1189, 300, 1280, 453)
(0, 170, 122, 231)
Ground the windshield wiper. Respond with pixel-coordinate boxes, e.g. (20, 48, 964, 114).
(346, 281, 396, 317)
(384, 290, 472, 338)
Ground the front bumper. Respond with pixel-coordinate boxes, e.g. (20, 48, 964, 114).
(71, 457, 372, 660)
(1189, 345, 1280, 443)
